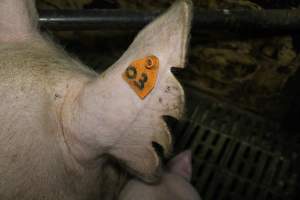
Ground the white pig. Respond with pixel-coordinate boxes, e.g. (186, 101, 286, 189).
(120, 150, 201, 200)
(0, 0, 192, 199)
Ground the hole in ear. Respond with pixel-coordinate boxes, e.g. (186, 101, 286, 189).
(170, 67, 186, 82)
(163, 115, 179, 138)
(152, 141, 166, 163)
(163, 115, 179, 133)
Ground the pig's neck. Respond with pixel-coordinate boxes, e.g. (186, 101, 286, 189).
(43, 41, 130, 199)
(59, 97, 129, 200)
(58, 117, 129, 200)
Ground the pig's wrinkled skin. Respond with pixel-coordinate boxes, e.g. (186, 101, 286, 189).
(120, 151, 201, 200)
(0, 0, 192, 199)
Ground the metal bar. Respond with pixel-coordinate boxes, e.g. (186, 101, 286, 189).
(38, 9, 300, 33)
(38, 9, 157, 31)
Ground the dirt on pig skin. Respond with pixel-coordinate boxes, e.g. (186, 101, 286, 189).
(0, 0, 192, 200)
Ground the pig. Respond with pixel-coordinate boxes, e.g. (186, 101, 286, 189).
(0, 0, 192, 199)
(120, 150, 201, 200)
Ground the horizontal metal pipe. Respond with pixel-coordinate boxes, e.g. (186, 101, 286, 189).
(38, 9, 157, 31)
(38, 9, 300, 33)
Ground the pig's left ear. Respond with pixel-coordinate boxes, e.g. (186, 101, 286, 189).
(65, 0, 193, 182)
(168, 150, 193, 181)
(103, 0, 193, 180)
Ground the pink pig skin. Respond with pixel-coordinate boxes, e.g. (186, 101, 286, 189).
(0, 0, 192, 200)
(120, 151, 201, 200)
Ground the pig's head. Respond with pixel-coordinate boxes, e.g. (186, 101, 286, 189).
(61, 0, 193, 182)
(119, 150, 201, 200)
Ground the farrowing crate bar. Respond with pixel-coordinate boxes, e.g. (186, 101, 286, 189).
(39, 9, 300, 33)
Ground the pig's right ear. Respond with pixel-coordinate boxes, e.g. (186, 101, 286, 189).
(167, 150, 192, 181)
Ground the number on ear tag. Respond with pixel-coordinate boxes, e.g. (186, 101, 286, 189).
(123, 55, 159, 99)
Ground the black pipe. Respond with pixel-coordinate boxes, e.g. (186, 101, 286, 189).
(38, 9, 300, 33)
(39, 10, 157, 31)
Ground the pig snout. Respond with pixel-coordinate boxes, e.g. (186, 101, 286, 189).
(119, 151, 201, 200)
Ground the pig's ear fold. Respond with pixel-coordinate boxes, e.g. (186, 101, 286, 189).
(168, 150, 192, 181)
(0, 0, 38, 42)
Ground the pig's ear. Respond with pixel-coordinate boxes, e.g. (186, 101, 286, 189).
(0, 0, 39, 42)
(65, 0, 193, 182)
(118, 0, 192, 69)
(168, 150, 193, 181)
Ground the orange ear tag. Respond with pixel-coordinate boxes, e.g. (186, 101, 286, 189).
(122, 55, 159, 99)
